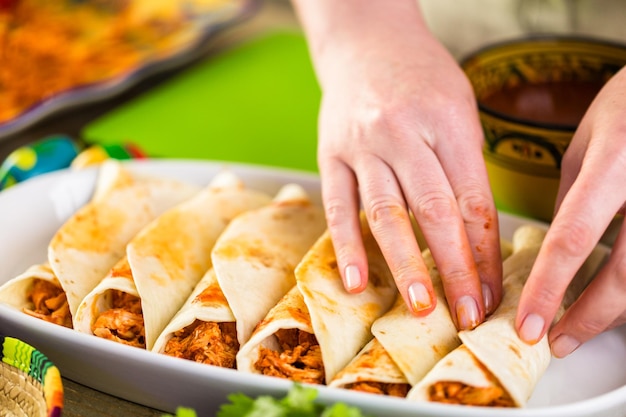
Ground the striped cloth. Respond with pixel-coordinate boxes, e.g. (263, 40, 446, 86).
(1, 334, 63, 417)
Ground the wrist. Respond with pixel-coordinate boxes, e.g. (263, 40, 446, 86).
(291, 0, 434, 88)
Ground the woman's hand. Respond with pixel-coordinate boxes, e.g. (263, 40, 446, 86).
(292, 0, 503, 329)
(516, 67, 626, 356)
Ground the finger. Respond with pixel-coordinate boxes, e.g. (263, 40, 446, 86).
(391, 143, 485, 330)
(549, 223, 626, 357)
(554, 120, 591, 213)
(432, 115, 503, 315)
(317, 156, 368, 293)
(355, 154, 437, 317)
(516, 151, 624, 344)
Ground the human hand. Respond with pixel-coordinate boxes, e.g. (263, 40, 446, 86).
(516, 66, 626, 356)
(293, 0, 503, 330)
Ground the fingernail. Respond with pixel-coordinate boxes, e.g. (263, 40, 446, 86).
(482, 283, 494, 314)
(455, 295, 480, 330)
(551, 334, 581, 358)
(408, 282, 432, 313)
(344, 264, 361, 291)
(519, 313, 545, 343)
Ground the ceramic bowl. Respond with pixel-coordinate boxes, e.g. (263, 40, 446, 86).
(462, 37, 626, 221)
(1, 335, 63, 417)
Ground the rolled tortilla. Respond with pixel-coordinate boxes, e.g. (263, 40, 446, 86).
(236, 285, 324, 383)
(151, 267, 239, 368)
(369, 249, 459, 387)
(212, 184, 327, 346)
(236, 212, 397, 385)
(329, 337, 411, 397)
(74, 257, 145, 346)
(296, 212, 398, 383)
(48, 160, 200, 320)
(369, 240, 515, 389)
(73, 170, 272, 350)
(328, 248, 457, 396)
(0, 160, 199, 328)
(328, 240, 515, 396)
(0, 263, 71, 328)
(409, 248, 543, 406)
(408, 224, 607, 407)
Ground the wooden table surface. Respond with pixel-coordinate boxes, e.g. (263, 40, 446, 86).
(0, 2, 301, 416)
(62, 379, 165, 417)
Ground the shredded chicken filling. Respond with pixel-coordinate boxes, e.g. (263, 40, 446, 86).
(429, 381, 515, 407)
(163, 320, 239, 368)
(254, 329, 325, 384)
(92, 290, 145, 348)
(24, 278, 72, 328)
(346, 381, 410, 398)
(0, 0, 189, 124)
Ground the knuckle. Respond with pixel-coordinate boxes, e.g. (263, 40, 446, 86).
(456, 188, 495, 225)
(533, 284, 567, 310)
(441, 97, 476, 120)
(393, 260, 426, 288)
(323, 197, 352, 229)
(360, 101, 425, 146)
(334, 244, 359, 267)
(549, 220, 596, 258)
(347, 104, 396, 146)
(366, 196, 407, 227)
(440, 268, 475, 287)
(412, 190, 456, 224)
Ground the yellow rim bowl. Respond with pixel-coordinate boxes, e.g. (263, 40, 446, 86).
(484, 151, 559, 222)
(462, 37, 626, 221)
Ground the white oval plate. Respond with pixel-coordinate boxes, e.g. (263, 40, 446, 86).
(0, 159, 624, 417)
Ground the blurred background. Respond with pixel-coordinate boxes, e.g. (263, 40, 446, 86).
(1, 0, 626, 181)
(0, 0, 321, 174)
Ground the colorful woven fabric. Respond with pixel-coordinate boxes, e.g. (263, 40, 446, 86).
(1, 335, 63, 417)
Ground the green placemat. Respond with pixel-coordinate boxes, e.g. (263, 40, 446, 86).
(82, 30, 321, 172)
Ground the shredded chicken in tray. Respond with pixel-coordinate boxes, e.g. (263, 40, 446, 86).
(0, 0, 199, 124)
(346, 381, 410, 398)
(254, 328, 325, 385)
(163, 320, 239, 368)
(429, 381, 515, 407)
(92, 290, 145, 348)
(24, 278, 72, 328)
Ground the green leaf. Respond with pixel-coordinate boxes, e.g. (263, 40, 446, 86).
(161, 406, 197, 417)
(216, 392, 257, 417)
(320, 402, 369, 417)
(206, 383, 374, 417)
(281, 384, 323, 415)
